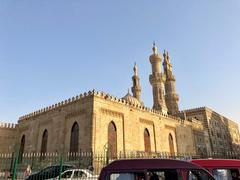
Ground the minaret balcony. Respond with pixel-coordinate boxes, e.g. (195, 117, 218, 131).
(166, 74, 176, 81)
(149, 54, 161, 64)
(165, 93, 179, 101)
(149, 73, 165, 84)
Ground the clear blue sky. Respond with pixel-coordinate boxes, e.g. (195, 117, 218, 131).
(0, 0, 240, 124)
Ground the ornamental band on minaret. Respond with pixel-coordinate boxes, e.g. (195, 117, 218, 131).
(163, 50, 179, 115)
(149, 43, 168, 114)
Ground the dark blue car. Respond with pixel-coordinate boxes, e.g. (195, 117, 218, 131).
(26, 164, 75, 180)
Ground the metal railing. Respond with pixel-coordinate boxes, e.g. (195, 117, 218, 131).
(0, 150, 239, 180)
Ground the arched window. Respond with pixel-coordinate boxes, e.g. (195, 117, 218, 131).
(108, 121, 117, 159)
(168, 133, 175, 156)
(70, 122, 79, 153)
(41, 129, 48, 159)
(144, 128, 151, 153)
(18, 135, 25, 163)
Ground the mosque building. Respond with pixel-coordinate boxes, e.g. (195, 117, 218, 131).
(0, 44, 239, 157)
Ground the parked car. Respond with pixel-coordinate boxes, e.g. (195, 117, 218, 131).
(99, 158, 215, 180)
(51, 168, 98, 180)
(26, 164, 75, 180)
(192, 159, 240, 180)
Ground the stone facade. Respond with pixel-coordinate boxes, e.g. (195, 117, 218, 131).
(0, 122, 17, 153)
(16, 94, 94, 153)
(182, 107, 240, 154)
(13, 91, 199, 155)
(225, 119, 240, 152)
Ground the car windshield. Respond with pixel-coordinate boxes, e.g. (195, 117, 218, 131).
(39, 165, 72, 173)
(40, 166, 52, 173)
(61, 170, 73, 178)
(39, 166, 59, 176)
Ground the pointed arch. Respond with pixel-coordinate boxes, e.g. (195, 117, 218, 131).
(41, 129, 48, 159)
(168, 133, 175, 155)
(144, 128, 151, 153)
(108, 121, 117, 158)
(18, 135, 25, 163)
(70, 122, 79, 153)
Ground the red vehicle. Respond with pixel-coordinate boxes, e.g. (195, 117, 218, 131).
(99, 158, 215, 180)
(192, 159, 240, 180)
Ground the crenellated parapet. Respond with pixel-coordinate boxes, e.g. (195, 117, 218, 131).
(19, 90, 96, 121)
(93, 90, 181, 121)
(180, 106, 207, 113)
(19, 89, 182, 122)
(0, 122, 16, 129)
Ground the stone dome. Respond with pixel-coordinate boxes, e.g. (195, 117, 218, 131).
(122, 92, 142, 106)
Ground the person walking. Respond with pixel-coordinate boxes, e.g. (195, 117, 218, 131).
(24, 165, 32, 178)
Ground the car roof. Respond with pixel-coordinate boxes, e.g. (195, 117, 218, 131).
(102, 159, 203, 170)
(191, 159, 240, 167)
(45, 164, 74, 168)
(63, 169, 90, 171)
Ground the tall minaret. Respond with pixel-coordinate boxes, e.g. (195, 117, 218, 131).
(163, 50, 179, 115)
(131, 63, 141, 101)
(149, 43, 168, 114)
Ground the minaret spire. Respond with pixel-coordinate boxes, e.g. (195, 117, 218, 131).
(163, 50, 179, 115)
(131, 63, 141, 101)
(133, 62, 138, 76)
(152, 41, 158, 55)
(149, 43, 168, 114)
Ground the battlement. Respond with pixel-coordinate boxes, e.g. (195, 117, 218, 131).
(180, 106, 206, 113)
(93, 90, 181, 121)
(19, 90, 95, 121)
(0, 122, 16, 129)
(19, 90, 181, 122)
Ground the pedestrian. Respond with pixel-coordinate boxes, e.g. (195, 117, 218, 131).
(4, 169, 10, 180)
(24, 165, 32, 178)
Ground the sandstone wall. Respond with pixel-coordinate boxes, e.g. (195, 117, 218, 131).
(4, 90, 213, 156)
(16, 92, 94, 153)
(92, 93, 196, 155)
(0, 123, 16, 153)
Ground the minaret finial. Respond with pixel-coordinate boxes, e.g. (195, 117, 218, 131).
(133, 62, 138, 76)
(167, 51, 170, 62)
(152, 41, 158, 55)
(163, 49, 166, 58)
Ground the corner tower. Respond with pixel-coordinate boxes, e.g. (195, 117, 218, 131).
(149, 43, 168, 114)
(163, 50, 179, 115)
(131, 63, 141, 101)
